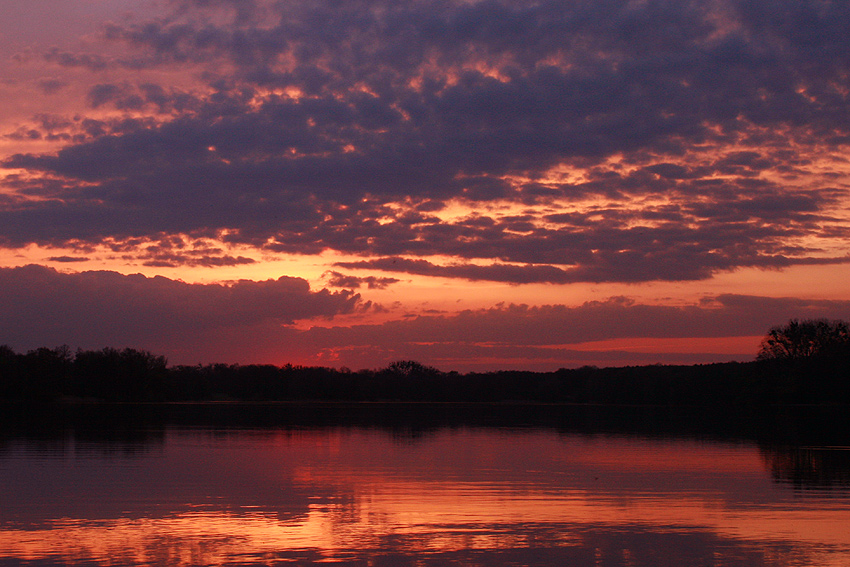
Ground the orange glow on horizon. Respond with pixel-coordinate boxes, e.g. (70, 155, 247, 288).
(568, 336, 763, 356)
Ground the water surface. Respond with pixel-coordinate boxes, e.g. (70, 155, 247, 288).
(1, 404, 849, 566)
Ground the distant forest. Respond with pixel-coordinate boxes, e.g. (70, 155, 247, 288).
(2, 319, 849, 405)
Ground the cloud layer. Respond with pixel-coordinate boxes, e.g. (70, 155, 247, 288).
(2, 0, 849, 283)
(0, 265, 359, 358)
(2, 0, 850, 370)
(3, 264, 849, 370)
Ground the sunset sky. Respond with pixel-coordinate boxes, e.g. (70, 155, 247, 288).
(2, 0, 849, 371)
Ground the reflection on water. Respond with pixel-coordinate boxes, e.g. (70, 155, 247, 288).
(1, 403, 850, 566)
(762, 445, 850, 492)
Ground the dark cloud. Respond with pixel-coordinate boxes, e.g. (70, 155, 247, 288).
(336, 258, 580, 285)
(87, 83, 129, 109)
(140, 254, 255, 268)
(324, 271, 400, 290)
(330, 201, 850, 283)
(37, 79, 69, 95)
(298, 294, 850, 348)
(84, 82, 202, 114)
(43, 47, 109, 70)
(117, 236, 260, 268)
(4, 263, 848, 369)
(0, 265, 360, 357)
(3, 0, 850, 283)
(274, 293, 850, 370)
(1, 179, 845, 282)
(47, 256, 89, 263)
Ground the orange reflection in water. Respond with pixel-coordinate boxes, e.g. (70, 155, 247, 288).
(1, 429, 850, 566)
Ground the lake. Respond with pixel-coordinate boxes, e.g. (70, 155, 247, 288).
(1, 403, 849, 566)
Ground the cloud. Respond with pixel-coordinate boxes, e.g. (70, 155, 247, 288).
(47, 256, 89, 263)
(2, 0, 850, 284)
(323, 271, 400, 290)
(140, 255, 255, 268)
(296, 295, 846, 348)
(42, 47, 109, 71)
(0, 265, 360, 357)
(125, 237, 259, 267)
(277, 293, 850, 370)
(335, 258, 581, 284)
(336, 248, 850, 284)
(37, 79, 69, 95)
(2, 263, 849, 369)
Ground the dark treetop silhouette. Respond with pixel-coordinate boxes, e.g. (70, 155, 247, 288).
(1, 320, 849, 405)
(757, 319, 850, 361)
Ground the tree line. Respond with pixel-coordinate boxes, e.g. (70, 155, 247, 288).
(1, 319, 849, 405)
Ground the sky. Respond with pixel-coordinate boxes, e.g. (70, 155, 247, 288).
(1, 0, 849, 371)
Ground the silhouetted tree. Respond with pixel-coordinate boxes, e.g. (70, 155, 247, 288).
(757, 319, 850, 361)
(385, 360, 440, 377)
(72, 347, 167, 401)
(0, 344, 20, 399)
(18, 346, 73, 400)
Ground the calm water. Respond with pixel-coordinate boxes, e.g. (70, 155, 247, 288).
(1, 404, 850, 566)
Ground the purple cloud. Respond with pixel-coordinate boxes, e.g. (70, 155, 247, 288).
(2, 263, 848, 370)
(0, 265, 360, 358)
(323, 271, 400, 290)
(1, 0, 848, 285)
(269, 294, 850, 370)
